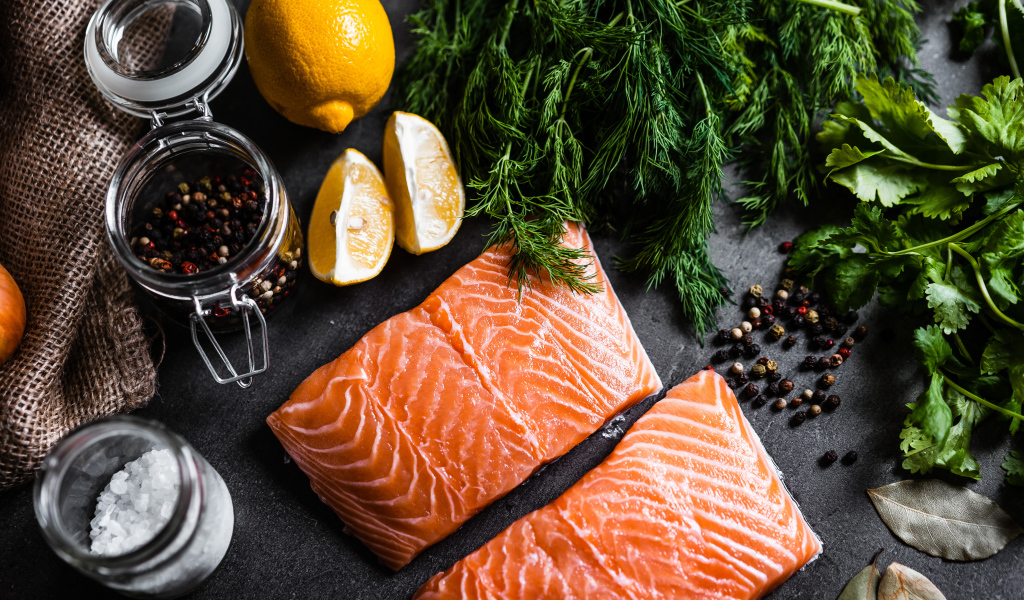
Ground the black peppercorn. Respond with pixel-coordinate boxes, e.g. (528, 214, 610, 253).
(743, 343, 761, 358)
(854, 325, 868, 340)
(728, 344, 743, 359)
(763, 313, 776, 327)
(809, 323, 824, 336)
(789, 293, 805, 305)
(717, 329, 731, 344)
(769, 372, 782, 382)
(842, 451, 858, 464)
(742, 296, 757, 310)
(743, 383, 759, 399)
(757, 356, 770, 366)
(790, 411, 806, 426)
(822, 316, 839, 332)
(825, 395, 841, 410)
(821, 450, 838, 466)
(750, 317, 762, 330)
(802, 355, 817, 370)
(756, 297, 769, 309)
(742, 334, 754, 346)
(793, 315, 805, 328)
(779, 379, 794, 393)
(735, 374, 749, 386)
(767, 382, 780, 396)
(811, 335, 826, 349)
(844, 310, 859, 324)
(819, 373, 836, 388)
(752, 395, 768, 408)
(809, 292, 821, 305)
(772, 298, 786, 312)
(783, 334, 798, 348)
(784, 306, 797, 320)
(812, 389, 827, 404)
(817, 306, 831, 319)
(711, 350, 729, 363)
(816, 357, 830, 371)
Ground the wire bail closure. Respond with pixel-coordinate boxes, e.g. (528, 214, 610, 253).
(190, 285, 269, 388)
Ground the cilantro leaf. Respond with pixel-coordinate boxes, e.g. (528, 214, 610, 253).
(1006, 365, 1024, 435)
(902, 380, 984, 479)
(829, 159, 927, 207)
(983, 187, 1019, 215)
(826, 203, 905, 252)
(909, 257, 944, 301)
(825, 144, 883, 169)
(914, 325, 952, 373)
(788, 225, 852, 276)
(952, 4, 989, 54)
(905, 372, 954, 452)
(981, 253, 1021, 310)
(951, 162, 1011, 195)
(953, 76, 1024, 162)
(822, 254, 880, 312)
(981, 329, 1024, 374)
(927, 108, 969, 155)
(926, 276, 981, 333)
(1004, 451, 1024, 486)
(904, 180, 973, 222)
(855, 74, 933, 141)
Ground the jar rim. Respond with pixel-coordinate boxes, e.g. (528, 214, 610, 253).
(33, 416, 201, 571)
(105, 119, 286, 301)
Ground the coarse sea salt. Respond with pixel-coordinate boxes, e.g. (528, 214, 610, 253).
(89, 448, 180, 556)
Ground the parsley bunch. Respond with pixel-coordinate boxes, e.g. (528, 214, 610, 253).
(790, 75, 1024, 483)
(395, 0, 926, 336)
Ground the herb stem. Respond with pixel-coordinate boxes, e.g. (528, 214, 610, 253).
(941, 371, 1024, 422)
(1000, 0, 1023, 79)
(948, 243, 1024, 331)
(696, 72, 712, 116)
(891, 202, 1022, 256)
(560, 48, 593, 121)
(884, 153, 976, 172)
(791, 0, 862, 17)
(953, 333, 975, 365)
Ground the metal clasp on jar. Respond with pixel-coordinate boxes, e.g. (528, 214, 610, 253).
(189, 284, 268, 388)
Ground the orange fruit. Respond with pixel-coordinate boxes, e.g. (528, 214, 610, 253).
(244, 0, 394, 133)
(382, 112, 465, 254)
(307, 149, 394, 285)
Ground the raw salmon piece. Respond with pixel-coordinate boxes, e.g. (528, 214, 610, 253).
(268, 224, 661, 570)
(415, 370, 822, 599)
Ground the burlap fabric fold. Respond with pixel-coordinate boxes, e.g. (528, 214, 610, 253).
(0, 0, 167, 490)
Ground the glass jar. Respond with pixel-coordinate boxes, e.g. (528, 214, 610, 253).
(86, 0, 303, 387)
(34, 416, 234, 599)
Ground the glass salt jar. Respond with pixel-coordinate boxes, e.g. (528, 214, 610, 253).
(86, 0, 303, 388)
(34, 416, 234, 599)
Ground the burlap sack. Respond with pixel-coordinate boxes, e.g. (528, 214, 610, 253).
(0, 0, 167, 490)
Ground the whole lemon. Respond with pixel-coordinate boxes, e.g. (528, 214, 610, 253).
(244, 0, 395, 133)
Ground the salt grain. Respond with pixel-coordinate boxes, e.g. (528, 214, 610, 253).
(89, 449, 180, 556)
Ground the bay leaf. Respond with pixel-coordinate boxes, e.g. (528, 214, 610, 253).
(836, 553, 882, 600)
(878, 563, 946, 600)
(867, 479, 1023, 560)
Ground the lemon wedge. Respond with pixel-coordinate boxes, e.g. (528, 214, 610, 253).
(382, 112, 465, 254)
(308, 149, 394, 285)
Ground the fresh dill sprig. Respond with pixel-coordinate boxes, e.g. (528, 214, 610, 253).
(395, 0, 928, 337)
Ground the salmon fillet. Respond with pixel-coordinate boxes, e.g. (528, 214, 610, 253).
(267, 224, 662, 570)
(415, 370, 822, 599)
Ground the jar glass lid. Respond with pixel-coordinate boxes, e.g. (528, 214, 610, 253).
(85, 0, 244, 119)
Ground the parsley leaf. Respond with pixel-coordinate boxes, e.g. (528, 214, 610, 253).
(914, 325, 952, 373)
(1003, 451, 1024, 485)
(926, 279, 981, 333)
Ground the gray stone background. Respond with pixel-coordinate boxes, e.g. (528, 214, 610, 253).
(1, 0, 1020, 598)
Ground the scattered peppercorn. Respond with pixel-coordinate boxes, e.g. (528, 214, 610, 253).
(711, 350, 729, 363)
(825, 395, 841, 410)
(749, 284, 763, 298)
(744, 383, 759, 399)
(730, 362, 744, 375)
(748, 307, 761, 320)
(752, 395, 768, 408)
(854, 325, 868, 340)
(812, 389, 827, 404)
(821, 450, 838, 466)
(742, 334, 754, 346)
(809, 323, 825, 336)
(790, 397, 803, 407)
(816, 357, 830, 370)
(778, 241, 793, 253)
(793, 314, 806, 327)
(838, 347, 852, 359)
(823, 339, 835, 350)
(797, 306, 808, 315)
(767, 382, 780, 396)
(742, 296, 758, 310)
(798, 286, 810, 295)
(756, 356, 769, 365)
(822, 316, 839, 333)
(817, 306, 831, 318)
(750, 317, 762, 329)
(842, 337, 855, 348)
(784, 307, 798, 320)
(740, 321, 753, 334)
(801, 355, 817, 369)
(842, 451, 858, 464)
(801, 389, 814, 402)
(819, 373, 836, 388)
(763, 313, 776, 327)
(743, 343, 761, 358)
(844, 310, 859, 324)
(772, 298, 786, 312)
(783, 334, 797, 348)
(770, 324, 786, 340)
(756, 297, 769, 308)
(809, 292, 821, 305)
(731, 328, 744, 340)
(805, 310, 819, 324)
(765, 359, 778, 374)
(830, 354, 844, 367)
(773, 398, 787, 410)
(790, 412, 806, 426)
(735, 374, 750, 386)
(717, 329, 731, 344)
(779, 278, 794, 291)
(769, 372, 782, 382)
(728, 344, 743, 359)
(780, 379, 794, 393)
(809, 405, 822, 416)
(811, 335, 827, 349)
(751, 364, 767, 378)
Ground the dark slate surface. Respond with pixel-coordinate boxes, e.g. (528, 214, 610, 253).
(1, 1, 1020, 598)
